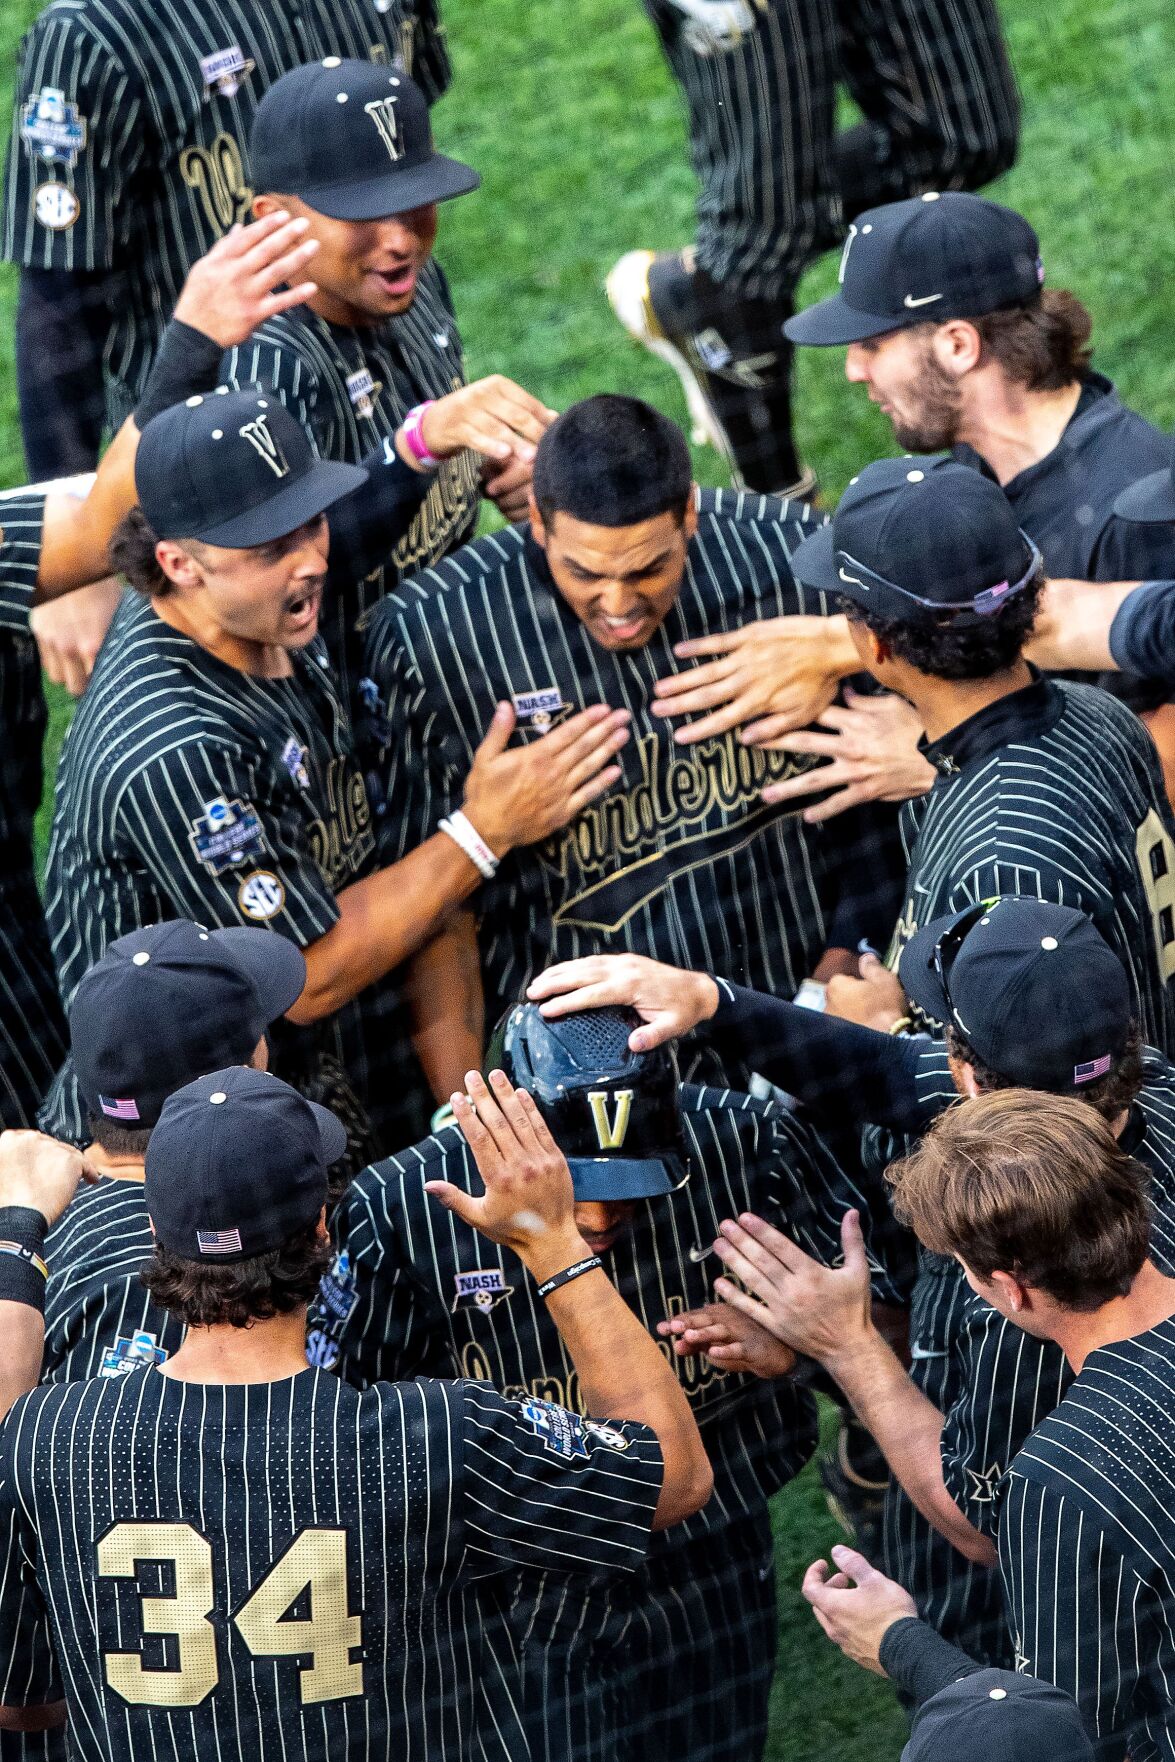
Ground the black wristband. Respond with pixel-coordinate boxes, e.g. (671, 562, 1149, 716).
(0, 1205, 49, 1314)
(134, 319, 225, 427)
(535, 1255, 603, 1301)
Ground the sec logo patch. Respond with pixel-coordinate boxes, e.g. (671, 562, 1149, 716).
(238, 870, 285, 921)
(34, 183, 79, 230)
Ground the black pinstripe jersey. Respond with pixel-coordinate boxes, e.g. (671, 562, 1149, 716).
(223, 263, 479, 693)
(40, 1175, 183, 1383)
(998, 1318, 1175, 1761)
(0, 1368, 661, 1760)
(361, 493, 906, 1075)
(0, 487, 67, 1128)
(2, 0, 448, 428)
(891, 674, 1175, 1057)
(41, 591, 430, 1155)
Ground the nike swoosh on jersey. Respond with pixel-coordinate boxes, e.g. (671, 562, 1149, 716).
(903, 292, 944, 308)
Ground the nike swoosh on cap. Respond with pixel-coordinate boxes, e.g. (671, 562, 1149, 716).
(903, 292, 944, 308)
(838, 566, 869, 587)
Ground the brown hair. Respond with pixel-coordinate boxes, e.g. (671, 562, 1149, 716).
(887, 1090, 1151, 1310)
(140, 1219, 329, 1329)
(86, 1112, 154, 1158)
(109, 505, 174, 598)
(944, 1024, 1145, 1124)
(972, 289, 1094, 392)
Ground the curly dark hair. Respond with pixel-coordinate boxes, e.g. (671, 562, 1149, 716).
(840, 567, 1045, 681)
(140, 1219, 329, 1330)
(945, 1023, 1144, 1123)
(86, 1112, 154, 1158)
(972, 289, 1094, 393)
(109, 505, 175, 598)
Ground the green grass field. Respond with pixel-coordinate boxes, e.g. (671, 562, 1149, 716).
(2, 0, 1174, 1752)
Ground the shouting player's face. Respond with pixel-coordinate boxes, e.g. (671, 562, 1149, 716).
(845, 328, 964, 452)
(256, 194, 438, 326)
(573, 1200, 639, 1255)
(157, 516, 330, 652)
(532, 504, 699, 651)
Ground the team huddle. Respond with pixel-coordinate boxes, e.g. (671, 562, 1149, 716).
(0, 0, 1173, 1758)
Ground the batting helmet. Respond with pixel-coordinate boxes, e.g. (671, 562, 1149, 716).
(486, 1003, 689, 1201)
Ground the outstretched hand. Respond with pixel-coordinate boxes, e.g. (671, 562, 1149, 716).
(760, 688, 933, 821)
(172, 211, 320, 349)
(802, 1544, 917, 1675)
(710, 1209, 874, 1369)
(657, 1301, 797, 1378)
(462, 700, 631, 856)
(651, 615, 852, 747)
(0, 1130, 102, 1228)
(528, 953, 718, 1051)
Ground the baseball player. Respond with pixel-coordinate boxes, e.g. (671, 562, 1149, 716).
(3, 0, 448, 475)
(224, 58, 552, 691)
(606, 0, 1018, 496)
(0, 1062, 712, 1753)
(361, 392, 906, 1110)
(40, 385, 629, 1158)
(309, 1002, 903, 1762)
(889, 1093, 1175, 1760)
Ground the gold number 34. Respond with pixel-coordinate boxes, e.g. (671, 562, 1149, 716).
(97, 1523, 363, 1708)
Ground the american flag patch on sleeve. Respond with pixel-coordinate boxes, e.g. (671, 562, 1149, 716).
(196, 1228, 244, 1255)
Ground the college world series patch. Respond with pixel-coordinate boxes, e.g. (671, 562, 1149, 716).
(189, 796, 266, 875)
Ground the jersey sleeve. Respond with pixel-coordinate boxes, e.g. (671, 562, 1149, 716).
(998, 1473, 1169, 1745)
(1090, 514, 1175, 589)
(309, 1173, 448, 1388)
(359, 605, 467, 864)
(1109, 581, 1175, 691)
(0, 1416, 62, 1711)
(3, 10, 147, 271)
(116, 737, 340, 945)
(221, 332, 326, 455)
(456, 1381, 662, 1581)
(0, 488, 47, 636)
(939, 1294, 1073, 1540)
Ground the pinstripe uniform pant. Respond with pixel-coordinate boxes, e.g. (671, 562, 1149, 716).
(644, 0, 1020, 299)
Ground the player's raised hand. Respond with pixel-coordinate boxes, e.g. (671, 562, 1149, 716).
(427, 1071, 587, 1278)
(0, 1129, 101, 1227)
(417, 375, 558, 465)
(30, 576, 124, 696)
(802, 1545, 917, 1675)
(171, 211, 320, 349)
(528, 953, 718, 1050)
(651, 614, 853, 746)
(711, 1209, 873, 1370)
(657, 1301, 797, 1378)
(461, 700, 631, 854)
(760, 687, 934, 820)
(824, 952, 907, 1030)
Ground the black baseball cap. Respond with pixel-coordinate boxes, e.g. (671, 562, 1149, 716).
(1115, 430, 1175, 524)
(488, 1004, 689, 1201)
(250, 59, 480, 222)
(899, 899, 1133, 1092)
(145, 1066, 347, 1262)
(791, 455, 1039, 625)
(786, 191, 1044, 347)
(903, 1669, 1094, 1762)
(135, 386, 366, 550)
(71, 920, 306, 1129)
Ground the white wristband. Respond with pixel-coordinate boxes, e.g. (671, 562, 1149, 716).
(439, 810, 499, 879)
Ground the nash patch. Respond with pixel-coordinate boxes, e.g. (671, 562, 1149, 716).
(238, 870, 285, 922)
(21, 88, 87, 167)
(319, 1250, 359, 1324)
(99, 1331, 168, 1380)
(280, 737, 311, 791)
(189, 796, 266, 875)
(199, 46, 256, 99)
(520, 1397, 589, 1461)
(345, 367, 382, 420)
(34, 183, 79, 230)
(453, 1267, 513, 1313)
(512, 687, 568, 732)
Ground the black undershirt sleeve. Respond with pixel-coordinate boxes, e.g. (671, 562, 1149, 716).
(878, 1617, 985, 1705)
(16, 266, 114, 476)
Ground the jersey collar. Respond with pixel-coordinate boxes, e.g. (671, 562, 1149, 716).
(919, 667, 1063, 779)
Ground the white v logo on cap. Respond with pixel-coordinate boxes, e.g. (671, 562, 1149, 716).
(837, 222, 859, 285)
(364, 95, 403, 163)
(903, 292, 944, 308)
(238, 414, 290, 478)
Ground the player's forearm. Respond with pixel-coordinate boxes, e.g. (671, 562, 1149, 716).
(290, 833, 485, 1022)
(825, 1331, 997, 1566)
(1025, 578, 1133, 673)
(533, 1234, 713, 1529)
(0, 1702, 67, 1732)
(406, 912, 485, 1102)
(0, 1301, 44, 1421)
(36, 418, 141, 598)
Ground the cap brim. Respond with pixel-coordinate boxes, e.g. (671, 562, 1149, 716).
(210, 927, 307, 1021)
(896, 919, 951, 1025)
(784, 294, 907, 347)
(306, 1098, 350, 1168)
(301, 154, 481, 222)
(196, 459, 368, 548)
(568, 1157, 676, 1201)
(790, 522, 852, 596)
(1114, 467, 1175, 524)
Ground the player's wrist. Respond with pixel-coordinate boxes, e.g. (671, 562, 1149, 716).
(515, 1225, 594, 1285)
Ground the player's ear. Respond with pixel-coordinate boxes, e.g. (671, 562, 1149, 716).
(252, 192, 280, 221)
(155, 539, 205, 592)
(527, 492, 546, 548)
(956, 1060, 982, 1100)
(681, 492, 700, 544)
(932, 319, 982, 378)
(315, 1206, 330, 1244)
